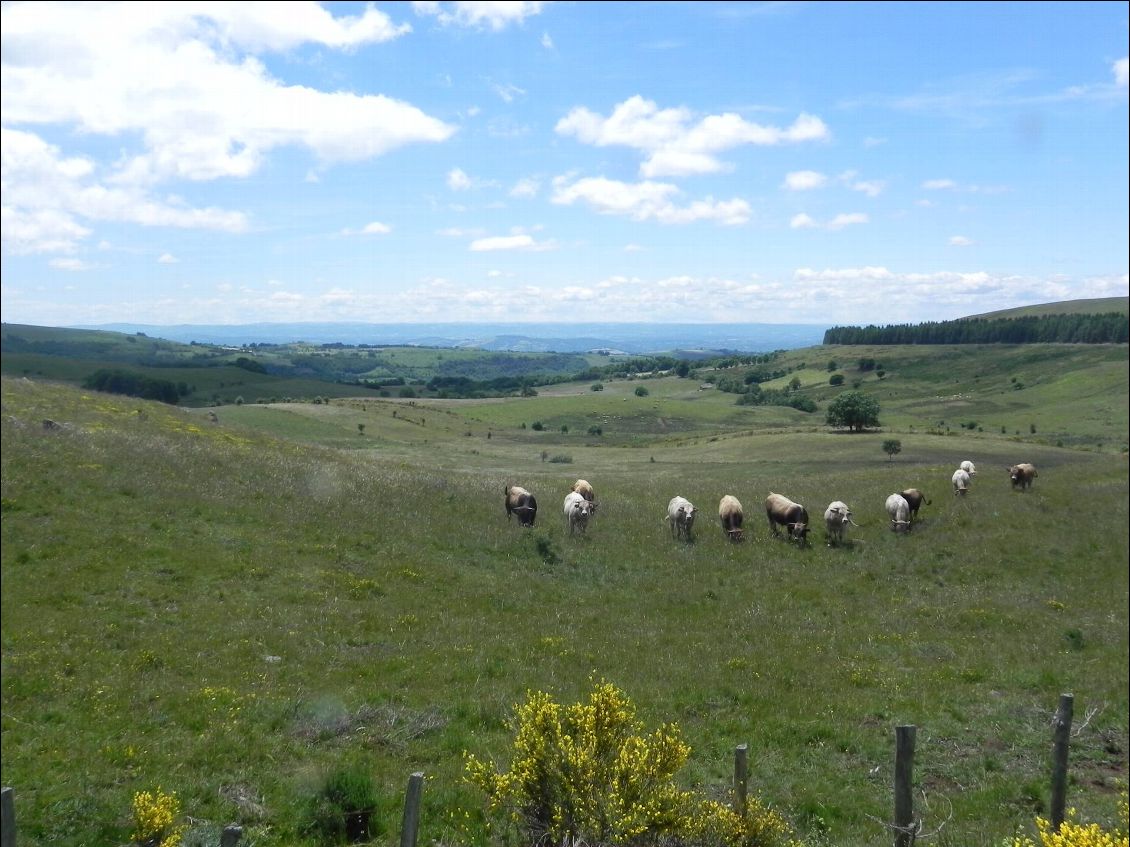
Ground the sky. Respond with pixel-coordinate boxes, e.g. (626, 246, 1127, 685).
(1, 1, 1128, 328)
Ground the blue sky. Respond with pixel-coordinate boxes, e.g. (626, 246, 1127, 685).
(2, 1, 1127, 328)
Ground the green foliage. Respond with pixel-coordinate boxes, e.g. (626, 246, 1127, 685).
(83, 368, 186, 404)
(548, 454, 573, 463)
(882, 438, 902, 461)
(824, 312, 1130, 344)
(591, 383, 604, 391)
(302, 766, 381, 844)
(531, 421, 544, 431)
(465, 682, 801, 847)
(635, 386, 650, 397)
(825, 391, 881, 432)
(130, 787, 186, 847)
(828, 374, 845, 386)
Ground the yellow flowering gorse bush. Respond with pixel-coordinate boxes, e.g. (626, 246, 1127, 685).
(130, 787, 186, 847)
(465, 680, 802, 846)
(1009, 794, 1129, 847)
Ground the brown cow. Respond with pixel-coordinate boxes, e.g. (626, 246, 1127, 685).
(505, 485, 538, 527)
(899, 488, 931, 522)
(765, 492, 809, 543)
(1009, 463, 1038, 490)
(718, 495, 744, 542)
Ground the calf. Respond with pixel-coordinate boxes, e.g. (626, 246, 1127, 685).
(951, 468, 971, 496)
(718, 495, 744, 542)
(765, 492, 809, 543)
(667, 496, 698, 541)
(505, 485, 538, 527)
(885, 493, 911, 532)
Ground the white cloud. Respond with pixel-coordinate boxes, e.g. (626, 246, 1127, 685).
(556, 95, 829, 178)
(623, 243, 644, 252)
(948, 235, 974, 247)
(158, 253, 179, 263)
(552, 175, 750, 225)
(826, 213, 868, 230)
(1, 3, 453, 187)
(469, 234, 555, 251)
(493, 82, 526, 103)
(923, 179, 957, 190)
(783, 170, 827, 191)
(1114, 58, 1129, 88)
(49, 258, 93, 271)
(447, 168, 473, 191)
(343, 221, 392, 236)
(790, 211, 868, 231)
(541, 32, 554, 49)
(1, 128, 248, 255)
(413, 2, 548, 31)
(838, 171, 885, 197)
(510, 177, 540, 198)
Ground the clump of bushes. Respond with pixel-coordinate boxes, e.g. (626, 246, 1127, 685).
(302, 766, 382, 844)
(465, 680, 801, 847)
(130, 787, 186, 847)
(1006, 792, 1128, 846)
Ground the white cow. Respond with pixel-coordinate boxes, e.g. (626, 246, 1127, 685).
(960, 460, 977, 477)
(563, 491, 594, 535)
(823, 501, 856, 546)
(667, 496, 697, 541)
(885, 493, 911, 532)
(952, 468, 971, 496)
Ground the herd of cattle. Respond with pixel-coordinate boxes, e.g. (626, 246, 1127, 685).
(505, 461, 1039, 546)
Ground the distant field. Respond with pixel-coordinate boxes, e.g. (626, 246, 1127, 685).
(967, 296, 1129, 319)
(2, 334, 1127, 846)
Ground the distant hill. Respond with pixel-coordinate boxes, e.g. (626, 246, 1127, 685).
(964, 296, 1128, 320)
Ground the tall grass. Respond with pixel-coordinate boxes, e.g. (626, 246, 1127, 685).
(1, 372, 1126, 846)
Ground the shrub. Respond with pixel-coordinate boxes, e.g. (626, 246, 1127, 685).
(130, 787, 186, 847)
(1007, 792, 1128, 846)
(465, 681, 800, 847)
(828, 374, 845, 386)
(635, 386, 650, 397)
(591, 383, 604, 391)
(531, 421, 544, 431)
(882, 439, 902, 461)
(302, 766, 381, 844)
(587, 425, 603, 436)
(548, 454, 573, 463)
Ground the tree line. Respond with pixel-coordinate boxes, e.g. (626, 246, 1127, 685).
(823, 312, 1128, 345)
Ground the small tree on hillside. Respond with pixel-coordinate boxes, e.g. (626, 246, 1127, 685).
(882, 438, 902, 461)
(826, 391, 881, 432)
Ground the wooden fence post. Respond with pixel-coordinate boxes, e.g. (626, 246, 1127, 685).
(894, 725, 917, 847)
(734, 744, 749, 816)
(1, 787, 14, 847)
(400, 772, 424, 847)
(1051, 693, 1074, 832)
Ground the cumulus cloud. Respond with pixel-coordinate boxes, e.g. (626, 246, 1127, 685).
(157, 253, 179, 263)
(1, 3, 453, 188)
(342, 221, 392, 235)
(789, 213, 817, 229)
(948, 235, 974, 247)
(1, 127, 248, 255)
(783, 170, 827, 191)
(510, 177, 540, 198)
(469, 233, 555, 251)
(556, 95, 829, 178)
(413, 1, 548, 31)
(1114, 57, 1129, 88)
(552, 175, 750, 225)
(922, 178, 957, 190)
(49, 257, 93, 271)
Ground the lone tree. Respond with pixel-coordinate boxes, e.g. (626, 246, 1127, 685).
(882, 438, 902, 461)
(826, 391, 881, 432)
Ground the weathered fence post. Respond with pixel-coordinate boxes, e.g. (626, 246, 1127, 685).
(1051, 693, 1074, 832)
(220, 824, 243, 847)
(894, 725, 917, 847)
(734, 744, 749, 816)
(1, 787, 14, 847)
(400, 771, 424, 847)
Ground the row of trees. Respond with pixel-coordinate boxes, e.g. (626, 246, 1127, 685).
(823, 312, 1128, 345)
(82, 369, 190, 404)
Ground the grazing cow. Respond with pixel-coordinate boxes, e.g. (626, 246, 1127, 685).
(951, 468, 971, 496)
(960, 460, 977, 477)
(563, 491, 594, 535)
(885, 493, 911, 532)
(505, 485, 538, 527)
(823, 501, 856, 546)
(1009, 463, 1038, 490)
(718, 495, 744, 542)
(765, 493, 809, 543)
(899, 488, 931, 522)
(571, 479, 595, 502)
(667, 496, 698, 541)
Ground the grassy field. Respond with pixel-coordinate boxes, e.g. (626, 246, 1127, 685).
(1, 340, 1127, 847)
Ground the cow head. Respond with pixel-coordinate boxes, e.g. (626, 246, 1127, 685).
(787, 522, 808, 542)
(727, 527, 744, 543)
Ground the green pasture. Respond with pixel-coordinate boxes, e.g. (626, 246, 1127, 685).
(2, 355, 1127, 847)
